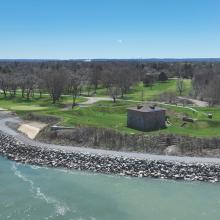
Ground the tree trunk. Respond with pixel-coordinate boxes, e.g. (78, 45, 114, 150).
(22, 89, 25, 98)
(72, 95, 77, 109)
(3, 90, 7, 98)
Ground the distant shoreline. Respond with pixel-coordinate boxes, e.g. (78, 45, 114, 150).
(1, 58, 220, 63)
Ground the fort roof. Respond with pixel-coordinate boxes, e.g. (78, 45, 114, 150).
(127, 106, 166, 113)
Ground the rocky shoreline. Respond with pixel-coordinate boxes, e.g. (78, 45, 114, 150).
(0, 132, 219, 183)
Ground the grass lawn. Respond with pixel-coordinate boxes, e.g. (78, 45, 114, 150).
(46, 100, 220, 137)
(95, 79, 191, 101)
(0, 95, 86, 116)
(123, 79, 191, 101)
(0, 79, 220, 138)
(60, 101, 135, 132)
(158, 104, 220, 137)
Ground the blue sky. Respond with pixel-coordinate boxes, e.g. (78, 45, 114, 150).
(1, 0, 220, 59)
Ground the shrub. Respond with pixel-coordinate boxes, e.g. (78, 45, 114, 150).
(158, 72, 168, 82)
(143, 74, 157, 88)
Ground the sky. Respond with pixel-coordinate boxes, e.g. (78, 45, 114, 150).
(1, 0, 220, 59)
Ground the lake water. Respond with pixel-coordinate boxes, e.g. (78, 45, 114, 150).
(0, 156, 220, 220)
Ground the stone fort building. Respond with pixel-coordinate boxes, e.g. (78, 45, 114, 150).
(127, 106, 166, 132)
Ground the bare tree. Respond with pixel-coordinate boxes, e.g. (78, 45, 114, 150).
(108, 86, 120, 103)
(44, 65, 67, 103)
(0, 74, 9, 97)
(143, 73, 156, 89)
(8, 74, 18, 97)
(90, 63, 102, 94)
(176, 77, 185, 96)
(0, 65, 12, 97)
(117, 66, 135, 98)
(203, 74, 220, 106)
(192, 64, 217, 101)
(69, 71, 83, 108)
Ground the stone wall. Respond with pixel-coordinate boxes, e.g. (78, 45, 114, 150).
(127, 108, 166, 131)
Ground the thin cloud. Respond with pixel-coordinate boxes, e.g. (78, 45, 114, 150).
(117, 39, 123, 43)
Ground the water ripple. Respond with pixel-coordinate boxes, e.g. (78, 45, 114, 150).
(11, 162, 70, 217)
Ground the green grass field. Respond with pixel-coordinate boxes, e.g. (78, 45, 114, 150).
(159, 104, 220, 137)
(95, 79, 191, 101)
(123, 79, 191, 101)
(0, 79, 220, 137)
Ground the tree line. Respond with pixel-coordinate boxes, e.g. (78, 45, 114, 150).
(192, 64, 220, 106)
(0, 61, 141, 106)
(0, 60, 220, 106)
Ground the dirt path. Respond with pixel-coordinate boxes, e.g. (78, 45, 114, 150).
(178, 96, 208, 107)
(79, 96, 112, 106)
(67, 95, 206, 117)
(62, 96, 113, 110)
(0, 110, 220, 164)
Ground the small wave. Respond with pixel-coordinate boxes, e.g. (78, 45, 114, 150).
(30, 164, 43, 170)
(11, 162, 70, 217)
(70, 216, 96, 220)
(11, 162, 35, 188)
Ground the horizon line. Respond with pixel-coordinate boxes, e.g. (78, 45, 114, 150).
(1, 57, 220, 61)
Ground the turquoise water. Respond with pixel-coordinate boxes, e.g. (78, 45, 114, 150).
(0, 156, 220, 220)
